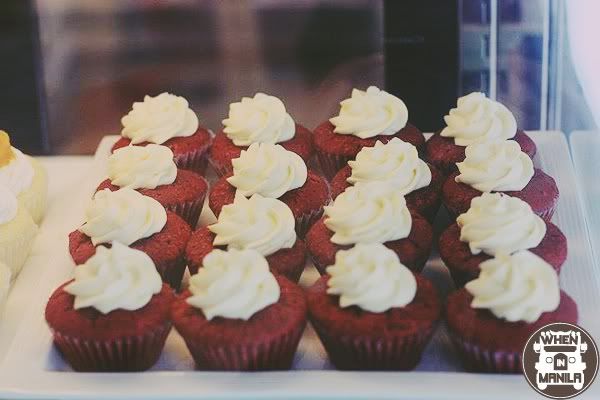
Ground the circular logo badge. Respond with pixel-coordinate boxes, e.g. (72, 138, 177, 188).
(523, 322, 598, 399)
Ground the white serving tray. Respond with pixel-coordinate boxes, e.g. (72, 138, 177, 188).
(0, 132, 598, 400)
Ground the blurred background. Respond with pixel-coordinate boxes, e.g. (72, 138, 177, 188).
(0, 0, 597, 154)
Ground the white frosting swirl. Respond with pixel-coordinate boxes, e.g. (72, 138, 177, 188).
(227, 143, 307, 198)
(0, 186, 18, 225)
(466, 250, 560, 323)
(108, 144, 177, 190)
(0, 148, 34, 196)
(347, 138, 431, 194)
(186, 249, 280, 320)
(209, 193, 296, 256)
(222, 93, 295, 146)
(455, 141, 534, 192)
(64, 242, 162, 314)
(121, 92, 199, 145)
(324, 182, 412, 245)
(441, 92, 517, 146)
(80, 188, 167, 246)
(458, 193, 546, 256)
(329, 86, 408, 139)
(326, 243, 417, 313)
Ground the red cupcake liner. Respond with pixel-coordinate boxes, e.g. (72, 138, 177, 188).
(316, 151, 351, 180)
(155, 253, 187, 291)
(296, 206, 325, 238)
(449, 333, 522, 373)
(311, 319, 436, 370)
(208, 157, 232, 179)
(50, 322, 172, 372)
(166, 195, 206, 229)
(175, 146, 210, 176)
(181, 321, 306, 371)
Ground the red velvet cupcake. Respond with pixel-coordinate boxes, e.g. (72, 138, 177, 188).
(187, 193, 306, 282)
(307, 243, 441, 370)
(329, 138, 442, 221)
(46, 243, 174, 372)
(111, 92, 212, 175)
(69, 188, 191, 290)
(305, 183, 433, 274)
(424, 92, 536, 174)
(442, 141, 558, 221)
(313, 86, 425, 179)
(97, 144, 207, 227)
(209, 143, 330, 236)
(172, 248, 307, 371)
(446, 251, 578, 373)
(208, 93, 313, 177)
(439, 193, 567, 287)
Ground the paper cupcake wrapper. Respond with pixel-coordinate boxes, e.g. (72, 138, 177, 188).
(450, 333, 522, 373)
(174, 147, 210, 176)
(182, 321, 306, 371)
(315, 151, 352, 180)
(50, 322, 172, 372)
(18, 157, 48, 224)
(0, 214, 37, 280)
(295, 207, 325, 238)
(208, 157, 232, 179)
(165, 195, 206, 229)
(311, 319, 436, 370)
(155, 253, 187, 291)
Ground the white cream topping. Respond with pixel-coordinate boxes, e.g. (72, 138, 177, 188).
(441, 92, 517, 146)
(0, 148, 34, 196)
(64, 242, 162, 314)
(79, 188, 167, 246)
(121, 92, 199, 145)
(0, 187, 18, 225)
(466, 250, 560, 323)
(326, 243, 417, 313)
(222, 93, 295, 146)
(209, 193, 296, 257)
(227, 143, 307, 198)
(108, 144, 177, 190)
(186, 249, 280, 320)
(330, 86, 408, 139)
(455, 141, 534, 192)
(347, 138, 431, 194)
(324, 182, 412, 245)
(458, 193, 546, 256)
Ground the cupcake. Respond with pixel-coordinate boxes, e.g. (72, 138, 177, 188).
(308, 243, 441, 370)
(0, 186, 38, 279)
(313, 86, 425, 179)
(446, 250, 578, 373)
(439, 193, 567, 287)
(329, 138, 443, 221)
(111, 93, 212, 175)
(0, 262, 10, 312)
(45, 243, 174, 372)
(306, 182, 433, 274)
(97, 144, 208, 227)
(68, 188, 191, 290)
(442, 141, 558, 221)
(172, 248, 307, 370)
(425, 92, 537, 173)
(0, 130, 47, 223)
(209, 93, 313, 177)
(186, 193, 307, 283)
(209, 143, 330, 236)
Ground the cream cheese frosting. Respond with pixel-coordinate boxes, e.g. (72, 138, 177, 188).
(108, 144, 177, 190)
(326, 243, 417, 313)
(0, 186, 18, 225)
(330, 86, 408, 139)
(347, 138, 431, 194)
(227, 143, 307, 198)
(441, 92, 517, 146)
(457, 193, 546, 256)
(186, 248, 280, 320)
(64, 242, 162, 314)
(79, 188, 167, 246)
(209, 193, 296, 256)
(465, 250, 560, 323)
(121, 92, 199, 145)
(455, 141, 534, 192)
(222, 93, 295, 146)
(0, 148, 34, 196)
(324, 182, 412, 245)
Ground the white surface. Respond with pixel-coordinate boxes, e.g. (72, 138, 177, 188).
(0, 132, 598, 399)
